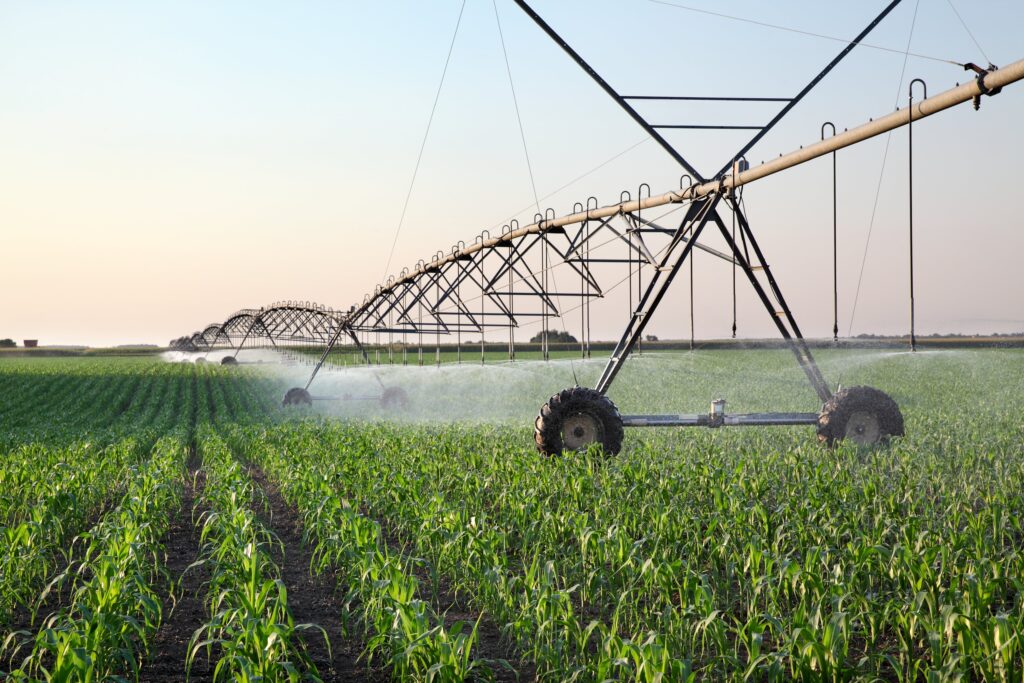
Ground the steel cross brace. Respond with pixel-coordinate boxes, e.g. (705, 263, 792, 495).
(513, 0, 906, 404)
(594, 196, 720, 393)
(305, 324, 375, 392)
(593, 192, 832, 403)
(232, 317, 275, 358)
(298, 0, 905, 396)
(713, 198, 831, 402)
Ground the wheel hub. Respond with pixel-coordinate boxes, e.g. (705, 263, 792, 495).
(563, 412, 601, 451)
(844, 410, 881, 446)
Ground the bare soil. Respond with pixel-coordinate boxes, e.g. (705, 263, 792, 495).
(145, 454, 215, 681)
(249, 468, 386, 682)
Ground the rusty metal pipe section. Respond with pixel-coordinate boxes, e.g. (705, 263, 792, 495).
(364, 58, 1024, 311)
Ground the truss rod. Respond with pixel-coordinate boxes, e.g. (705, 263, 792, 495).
(368, 58, 1023, 307)
(716, 0, 905, 177)
(512, 0, 705, 182)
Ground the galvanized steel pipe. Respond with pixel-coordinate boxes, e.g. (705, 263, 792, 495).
(367, 59, 1024, 307)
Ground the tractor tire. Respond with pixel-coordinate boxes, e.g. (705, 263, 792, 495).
(379, 387, 409, 410)
(534, 386, 624, 456)
(221, 356, 238, 365)
(817, 385, 904, 447)
(195, 357, 207, 364)
(282, 387, 313, 407)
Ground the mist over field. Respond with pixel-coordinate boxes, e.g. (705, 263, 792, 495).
(164, 346, 1001, 427)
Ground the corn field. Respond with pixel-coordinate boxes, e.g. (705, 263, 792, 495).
(1, 351, 1022, 681)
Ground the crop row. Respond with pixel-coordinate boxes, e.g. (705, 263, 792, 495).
(249, 420, 1024, 681)
(230, 426, 490, 681)
(0, 357, 280, 452)
(249, 423, 689, 680)
(4, 434, 186, 680)
(3, 349, 1023, 680)
(0, 437, 148, 625)
(188, 430, 318, 680)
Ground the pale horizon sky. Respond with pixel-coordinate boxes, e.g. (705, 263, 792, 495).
(2, 0, 1022, 347)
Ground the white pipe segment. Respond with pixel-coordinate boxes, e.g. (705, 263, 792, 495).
(363, 58, 1024, 309)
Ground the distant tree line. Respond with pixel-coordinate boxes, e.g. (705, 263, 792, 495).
(529, 330, 577, 344)
(0, 338, 16, 348)
(854, 332, 1024, 339)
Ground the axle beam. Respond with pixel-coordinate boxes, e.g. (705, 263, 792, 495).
(622, 412, 819, 427)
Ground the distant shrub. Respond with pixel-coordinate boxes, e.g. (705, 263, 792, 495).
(529, 330, 577, 344)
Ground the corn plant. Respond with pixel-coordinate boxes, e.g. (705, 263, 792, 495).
(229, 426, 491, 682)
(240, 349, 1024, 683)
(3, 348, 1024, 680)
(187, 429, 321, 682)
(0, 437, 146, 624)
(4, 434, 185, 680)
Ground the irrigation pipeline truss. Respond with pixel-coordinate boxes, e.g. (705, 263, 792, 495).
(171, 302, 344, 356)
(172, 2, 1024, 451)
(315, 59, 1023, 388)
(176, 60, 1024, 366)
(369, 59, 1024, 291)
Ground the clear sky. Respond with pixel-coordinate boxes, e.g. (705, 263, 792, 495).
(2, 0, 1022, 346)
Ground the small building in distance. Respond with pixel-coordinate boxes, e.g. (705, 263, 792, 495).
(23, 339, 38, 348)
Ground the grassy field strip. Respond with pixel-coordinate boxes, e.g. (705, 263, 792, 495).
(187, 430, 321, 681)
(230, 427, 492, 682)
(0, 437, 147, 625)
(3, 434, 185, 680)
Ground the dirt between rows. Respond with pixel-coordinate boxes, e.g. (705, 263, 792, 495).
(147, 457, 382, 681)
(5, 456, 532, 681)
(248, 468, 385, 682)
(416, 558, 535, 683)
(251, 467, 533, 681)
(368, 499, 535, 681)
(145, 454, 215, 681)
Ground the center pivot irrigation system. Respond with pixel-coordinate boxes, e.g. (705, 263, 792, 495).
(173, 1, 1023, 455)
(169, 302, 410, 409)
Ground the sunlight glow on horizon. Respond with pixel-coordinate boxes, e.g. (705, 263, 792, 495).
(1, 0, 1021, 347)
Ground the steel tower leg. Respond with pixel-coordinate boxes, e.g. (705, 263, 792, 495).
(594, 195, 720, 393)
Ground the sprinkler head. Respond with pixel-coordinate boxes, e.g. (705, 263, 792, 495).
(709, 399, 726, 427)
